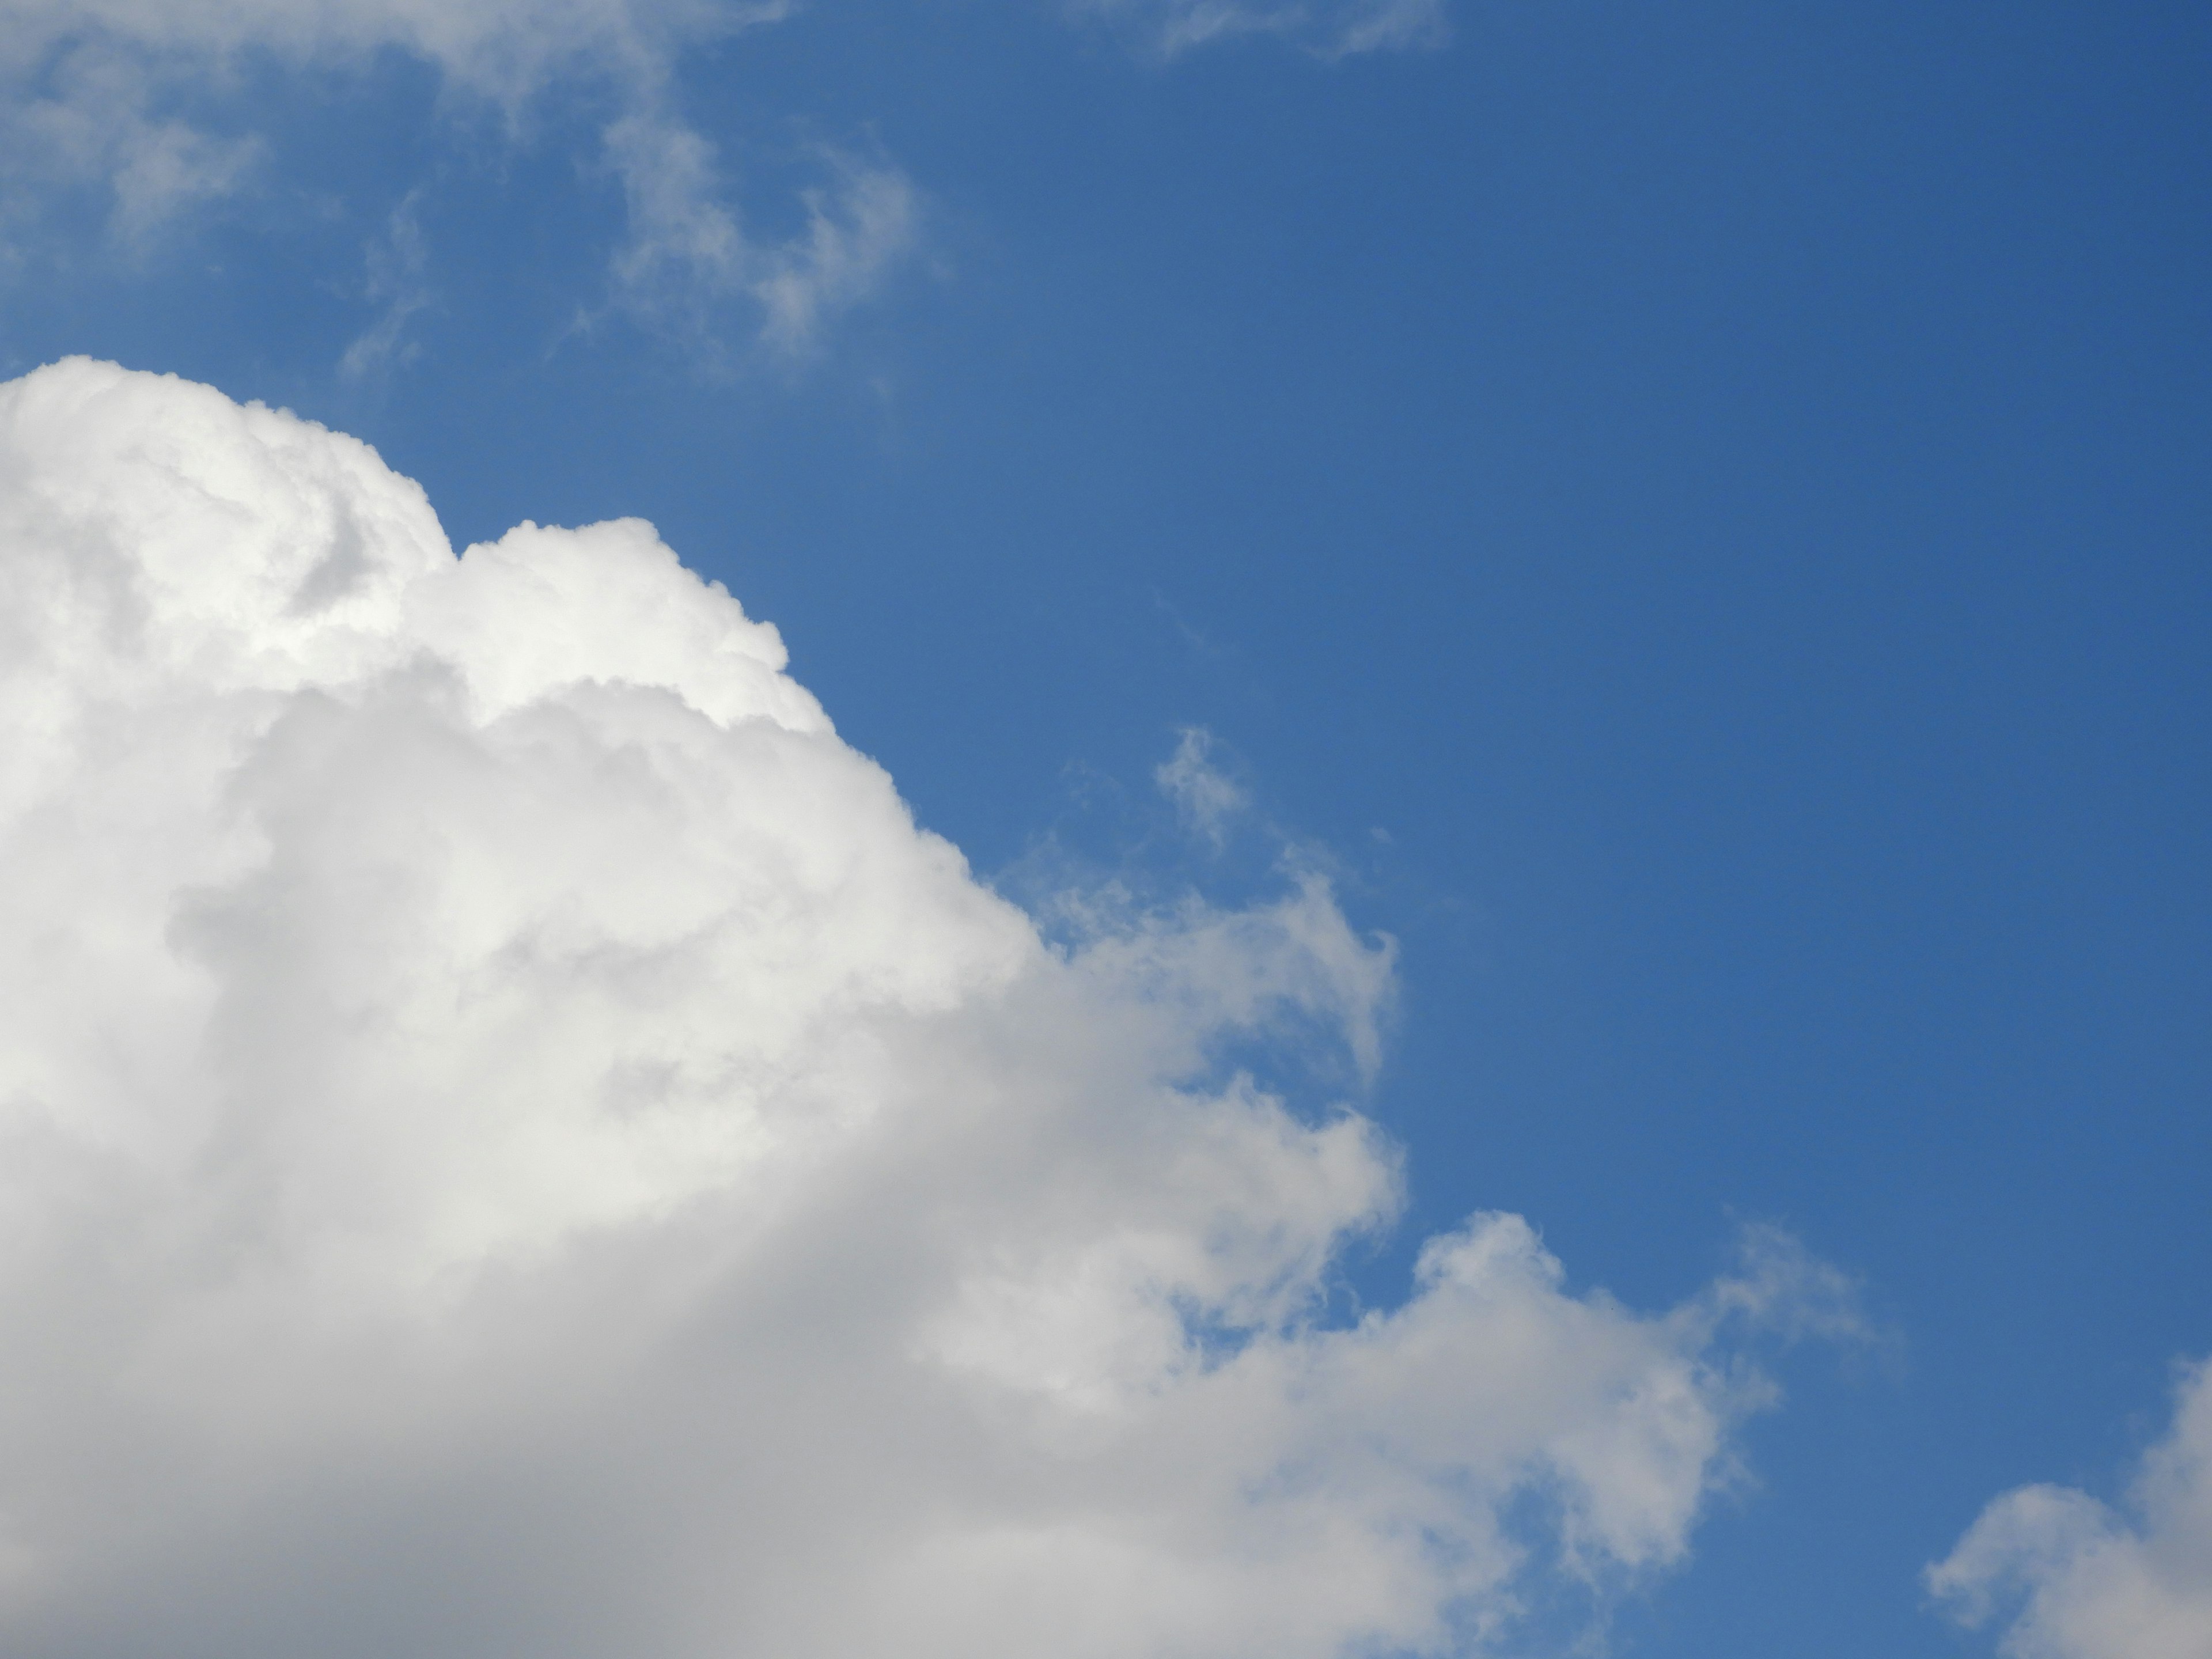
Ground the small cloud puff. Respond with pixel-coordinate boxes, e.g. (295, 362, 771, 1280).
(0, 358, 1827, 1658)
(1929, 1359, 2212, 1659)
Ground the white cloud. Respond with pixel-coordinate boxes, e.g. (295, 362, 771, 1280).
(0, 357, 1835, 1657)
(1929, 1359, 2212, 1659)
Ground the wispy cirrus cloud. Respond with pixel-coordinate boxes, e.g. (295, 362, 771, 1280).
(0, 0, 908, 357)
(338, 187, 434, 379)
(1074, 0, 1448, 60)
(1156, 725, 1249, 849)
(601, 111, 918, 358)
(1, 41, 262, 248)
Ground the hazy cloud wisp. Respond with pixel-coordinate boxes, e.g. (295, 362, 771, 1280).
(602, 111, 917, 357)
(1156, 725, 1248, 849)
(1074, 0, 1448, 59)
(338, 188, 434, 380)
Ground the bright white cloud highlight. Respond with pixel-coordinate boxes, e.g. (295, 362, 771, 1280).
(1930, 1359, 2212, 1659)
(0, 357, 1826, 1657)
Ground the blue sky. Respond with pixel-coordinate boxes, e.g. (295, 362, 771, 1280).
(3, 1, 2208, 1654)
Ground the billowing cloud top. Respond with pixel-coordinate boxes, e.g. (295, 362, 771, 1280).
(0, 359, 1817, 1656)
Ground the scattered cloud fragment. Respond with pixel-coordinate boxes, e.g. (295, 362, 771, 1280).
(338, 188, 434, 379)
(1, 41, 262, 247)
(604, 112, 917, 355)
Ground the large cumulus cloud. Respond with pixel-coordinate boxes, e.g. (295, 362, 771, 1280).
(0, 357, 1827, 1657)
(1930, 1361, 2212, 1659)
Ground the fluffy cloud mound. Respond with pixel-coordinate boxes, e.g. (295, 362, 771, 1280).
(1930, 1361, 2212, 1659)
(0, 357, 1810, 1657)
